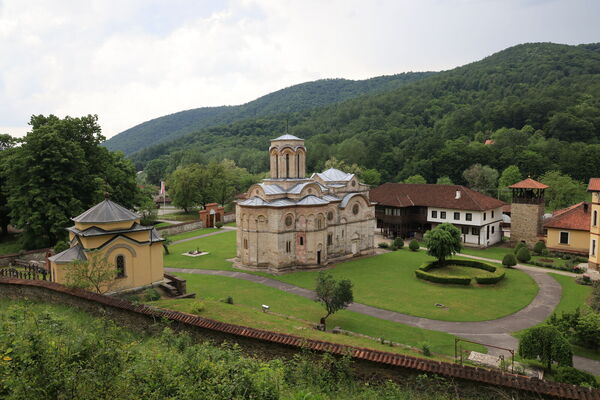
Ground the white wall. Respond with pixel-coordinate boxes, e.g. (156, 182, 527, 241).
(427, 206, 503, 247)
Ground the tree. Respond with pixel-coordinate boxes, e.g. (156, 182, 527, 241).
(516, 247, 531, 262)
(360, 168, 381, 186)
(145, 158, 169, 186)
(167, 164, 204, 212)
(0, 134, 19, 236)
(462, 164, 499, 196)
(404, 175, 426, 184)
(423, 223, 462, 265)
(63, 250, 119, 294)
(6, 115, 140, 249)
(435, 176, 454, 185)
(498, 165, 522, 202)
(324, 157, 363, 176)
(539, 170, 587, 211)
(315, 272, 353, 329)
(502, 253, 517, 268)
(518, 325, 572, 371)
(591, 281, 600, 313)
(574, 311, 600, 350)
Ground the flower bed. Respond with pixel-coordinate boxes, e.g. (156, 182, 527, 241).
(415, 260, 506, 285)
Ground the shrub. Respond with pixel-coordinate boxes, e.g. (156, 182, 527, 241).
(393, 237, 404, 249)
(533, 240, 546, 255)
(415, 260, 505, 285)
(414, 269, 471, 285)
(574, 311, 600, 350)
(553, 366, 598, 387)
(420, 342, 432, 357)
(389, 245, 398, 251)
(143, 288, 161, 302)
(192, 301, 206, 314)
(215, 221, 223, 228)
(516, 247, 531, 263)
(377, 242, 389, 249)
(53, 240, 70, 253)
(409, 240, 420, 251)
(475, 269, 505, 284)
(221, 296, 234, 304)
(514, 241, 527, 254)
(502, 253, 517, 268)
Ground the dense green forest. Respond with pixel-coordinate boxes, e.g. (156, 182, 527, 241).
(130, 43, 600, 194)
(104, 73, 434, 155)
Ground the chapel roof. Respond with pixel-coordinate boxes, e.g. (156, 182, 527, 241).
(508, 178, 548, 189)
(48, 243, 87, 264)
(369, 183, 504, 211)
(314, 168, 354, 182)
(544, 202, 590, 231)
(72, 199, 140, 223)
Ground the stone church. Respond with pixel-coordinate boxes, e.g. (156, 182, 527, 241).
(235, 134, 375, 273)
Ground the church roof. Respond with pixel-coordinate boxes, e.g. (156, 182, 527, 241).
(296, 195, 329, 206)
(72, 199, 140, 223)
(315, 168, 354, 182)
(150, 228, 164, 243)
(67, 222, 152, 237)
(48, 243, 87, 264)
(272, 134, 303, 141)
(588, 178, 600, 192)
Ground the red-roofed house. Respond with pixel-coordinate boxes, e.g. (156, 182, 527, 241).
(588, 178, 600, 270)
(369, 183, 504, 247)
(543, 202, 590, 255)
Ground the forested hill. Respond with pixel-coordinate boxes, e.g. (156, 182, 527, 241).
(103, 73, 434, 155)
(133, 42, 600, 188)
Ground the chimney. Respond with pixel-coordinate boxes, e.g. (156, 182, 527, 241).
(455, 190, 461, 200)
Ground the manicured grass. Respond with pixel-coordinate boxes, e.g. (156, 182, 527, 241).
(155, 273, 486, 358)
(549, 273, 593, 316)
(459, 245, 513, 261)
(274, 250, 538, 322)
(224, 222, 236, 227)
(160, 210, 200, 222)
(164, 231, 237, 270)
(167, 228, 220, 241)
(0, 234, 22, 255)
(154, 222, 173, 228)
(433, 265, 497, 279)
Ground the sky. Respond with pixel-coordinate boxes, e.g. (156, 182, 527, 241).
(0, 0, 599, 139)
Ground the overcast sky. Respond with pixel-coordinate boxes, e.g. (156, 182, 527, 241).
(1, 0, 599, 139)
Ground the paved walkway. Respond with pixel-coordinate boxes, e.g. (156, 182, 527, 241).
(171, 227, 235, 245)
(165, 253, 600, 375)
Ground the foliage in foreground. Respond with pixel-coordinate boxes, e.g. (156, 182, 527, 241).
(0, 301, 525, 400)
(518, 325, 573, 371)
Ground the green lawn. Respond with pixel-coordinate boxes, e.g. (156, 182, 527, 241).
(164, 231, 237, 270)
(224, 221, 236, 227)
(154, 273, 486, 359)
(274, 250, 538, 322)
(167, 228, 220, 242)
(459, 245, 513, 261)
(154, 222, 173, 228)
(0, 234, 21, 255)
(160, 210, 200, 222)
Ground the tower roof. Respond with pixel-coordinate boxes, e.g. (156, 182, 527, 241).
(588, 178, 600, 192)
(509, 178, 548, 189)
(72, 199, 139, 223)
(272, 134, 303, 141)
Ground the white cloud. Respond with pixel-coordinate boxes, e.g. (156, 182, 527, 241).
(0, 0, 598, 139)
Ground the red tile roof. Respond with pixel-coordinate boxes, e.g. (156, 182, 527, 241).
(369, 183, 504, 211)
(588, 178, 600, 192)
(509, 178, 548, 189)
(484, 139, 495, 145)
(544, 202, 590, 231)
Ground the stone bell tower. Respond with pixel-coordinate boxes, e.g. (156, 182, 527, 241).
(269, 134, 306, 179)
(510, 178, 548, 246)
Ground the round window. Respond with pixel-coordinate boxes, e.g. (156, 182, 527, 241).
(352, 204, 359, 215)
(285, 215, 293, 227)
(327, 211, 333, 221)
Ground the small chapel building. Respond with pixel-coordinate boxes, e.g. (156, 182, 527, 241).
(48, 199, 165, 292)
(235, 134, 375, 273)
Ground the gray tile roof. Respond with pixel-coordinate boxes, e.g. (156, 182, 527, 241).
(150, 228, 164, 243)
(272, 134, 303, 141)
(72, 200, 140, 223)
(315, 168, 354, 182)
(48, 244, 87, 264)
(296, 195, 329, 206)
(67, 223, 152, 237)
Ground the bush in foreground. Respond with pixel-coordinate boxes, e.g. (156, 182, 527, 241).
(502, 253, 517, 268)
(409, 240, 420, 251)
(516, 247, 531, 263)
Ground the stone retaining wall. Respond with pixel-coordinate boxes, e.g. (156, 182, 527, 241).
(157, 221, 204, 236)
(0, 278, 597, 400)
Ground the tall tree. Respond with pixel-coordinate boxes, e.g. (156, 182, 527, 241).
(539, 171, 587, 211)
(7, 115, 140, 249)
(462, 164, 499, 196)
(315, 272, 353, 329)
(424, 223, 462, 265)
(498, 165, 522, 202)
(0, 134, 19, 236)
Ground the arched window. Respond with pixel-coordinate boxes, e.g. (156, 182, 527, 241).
(116, 255, 125, 278)
(286, 154, 290, 178)
(594, 210, 598, 227)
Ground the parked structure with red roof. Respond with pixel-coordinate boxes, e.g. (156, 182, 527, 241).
(588, 178, 600, 270)
(543, 202, 591, 256)
(369, 183, 504, 247)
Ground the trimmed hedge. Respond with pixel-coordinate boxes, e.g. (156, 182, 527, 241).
(415, 260, 506, 285)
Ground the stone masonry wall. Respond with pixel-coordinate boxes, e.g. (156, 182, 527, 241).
(511, 203, 544, 246)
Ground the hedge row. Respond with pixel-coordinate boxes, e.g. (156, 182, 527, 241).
(414, 269, 471, 285)
(415, 260, 506, 285)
